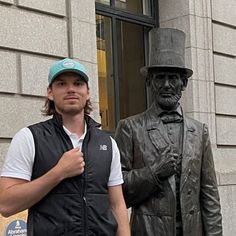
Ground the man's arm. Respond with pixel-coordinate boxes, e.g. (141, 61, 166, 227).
(200, 124, 222, 235)
(108, 185, 130, 236)
(0, 148, 85, 217)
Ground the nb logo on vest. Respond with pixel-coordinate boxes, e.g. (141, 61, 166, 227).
(99, 145, 107, 151)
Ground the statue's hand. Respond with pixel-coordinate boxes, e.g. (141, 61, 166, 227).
(150, 150, 178, 180)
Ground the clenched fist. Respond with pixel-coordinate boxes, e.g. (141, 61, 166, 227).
(150, 149, 178, 181)
(55, 148, 85, 180)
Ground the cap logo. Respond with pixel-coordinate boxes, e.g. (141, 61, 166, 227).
(63, 61, 75, 68)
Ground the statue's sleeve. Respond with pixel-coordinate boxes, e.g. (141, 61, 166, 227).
(200, 124, 223, 235)
(115, 119, 161, 208)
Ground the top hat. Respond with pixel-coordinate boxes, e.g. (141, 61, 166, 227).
(140, 28, 193, 78)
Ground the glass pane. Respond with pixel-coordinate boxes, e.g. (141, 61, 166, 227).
(117, 20, 146, 119)
(115, 0, 151, 16)
(96, 0, 110, 5)
(96, 15, 116, 131)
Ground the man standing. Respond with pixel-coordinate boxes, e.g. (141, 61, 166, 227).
(115, 28, 222, 236)
(0, 58, 130, 236)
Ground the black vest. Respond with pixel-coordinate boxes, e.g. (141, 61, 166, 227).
(27, 114, 117, 236)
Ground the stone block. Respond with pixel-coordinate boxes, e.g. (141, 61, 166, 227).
(214, 148, 236, 185)
(0, 51, 18, 93)
(71, 0, 95, 24)
(215, 85, 236, 116)
(189, 0, 211, 18)
(213, 24, 236, 56)
(0, 6, 68, 56)
(71, 19, 97, 63)
(0, 96, 45, 138)
(189, 47, 214, 82)
(216, 116, 236, 146)
(158, 0, 189, 22)
(189, 15, 212, 50)
(21, 55, 55, 96)
(183, 79, 215, 113)
(18, 0, 66, 16)
(214, 54, 236, 86)
(0, 143, 10, 170)
(0, 0, 13, 4)
(212, 0, 236, 27)
(218, 185, 236, 236)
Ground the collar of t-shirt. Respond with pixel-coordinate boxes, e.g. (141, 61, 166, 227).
(63, 122, 87, 149)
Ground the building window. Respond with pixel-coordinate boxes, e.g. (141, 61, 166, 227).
(96, 0, 158, 132)
(114, 0, 151, 16)
(96, 0, 152, 16)
(96, 0, 110, 6)
(97, 15, 115, 130)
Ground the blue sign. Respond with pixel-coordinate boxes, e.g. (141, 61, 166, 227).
(5, 220, 27, 236)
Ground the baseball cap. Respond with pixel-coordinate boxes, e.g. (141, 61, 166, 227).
(48, 58, 89, 84)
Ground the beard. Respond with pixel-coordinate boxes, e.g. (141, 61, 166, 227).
(157, 93, 182, 110)
(56, 104, 85, 116)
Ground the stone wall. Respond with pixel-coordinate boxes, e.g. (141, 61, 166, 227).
(0, 0, 235, 234)
(158, 0, 236, 235)
(0, 0, 98, 233)
(212, 0, 236, 235)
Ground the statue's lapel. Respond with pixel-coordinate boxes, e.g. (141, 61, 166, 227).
(145, 106, 176, 196)
(146, 110, 170, 152)
(180, 116, 196, 191)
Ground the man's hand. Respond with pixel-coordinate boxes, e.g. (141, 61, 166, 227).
(55, 148, 85, 179)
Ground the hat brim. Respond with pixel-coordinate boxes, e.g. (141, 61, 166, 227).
(50, 69, 89, 85)
(140, 65, 193, 78)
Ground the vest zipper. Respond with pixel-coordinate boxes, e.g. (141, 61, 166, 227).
(81, 165, 88, 236)
(82, 130, 90, 236)
(83, 195, 87, 235)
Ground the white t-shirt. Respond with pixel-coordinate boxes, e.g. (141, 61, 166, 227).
(1, 126, 123, 187)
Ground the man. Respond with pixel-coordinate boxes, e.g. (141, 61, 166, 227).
(115, 28, 222, 236)
(0, 58, 130, 236)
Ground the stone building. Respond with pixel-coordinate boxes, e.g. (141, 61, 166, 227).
(0, 0, 235, 235)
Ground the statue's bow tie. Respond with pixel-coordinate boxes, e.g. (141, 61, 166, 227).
(160, 112, 183, 123)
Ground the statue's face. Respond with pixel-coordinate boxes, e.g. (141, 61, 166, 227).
(150, 71, 187, 110)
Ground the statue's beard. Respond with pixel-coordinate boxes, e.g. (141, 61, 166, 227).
(157, 93, 182, 110)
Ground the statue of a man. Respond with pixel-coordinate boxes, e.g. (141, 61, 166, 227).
(115, 28, 222, 236)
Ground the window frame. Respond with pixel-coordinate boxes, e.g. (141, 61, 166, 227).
(96, 0, 158, 26)
(96, 0, 159, 127)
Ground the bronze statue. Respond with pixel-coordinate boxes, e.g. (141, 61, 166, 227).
(115, 28, 222, 236)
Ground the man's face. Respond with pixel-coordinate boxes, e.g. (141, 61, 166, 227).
(47, 72, 90, 116)
(150, 71, 187, 110)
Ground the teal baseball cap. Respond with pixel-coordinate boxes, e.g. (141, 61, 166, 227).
(48, 58, 89, 84)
